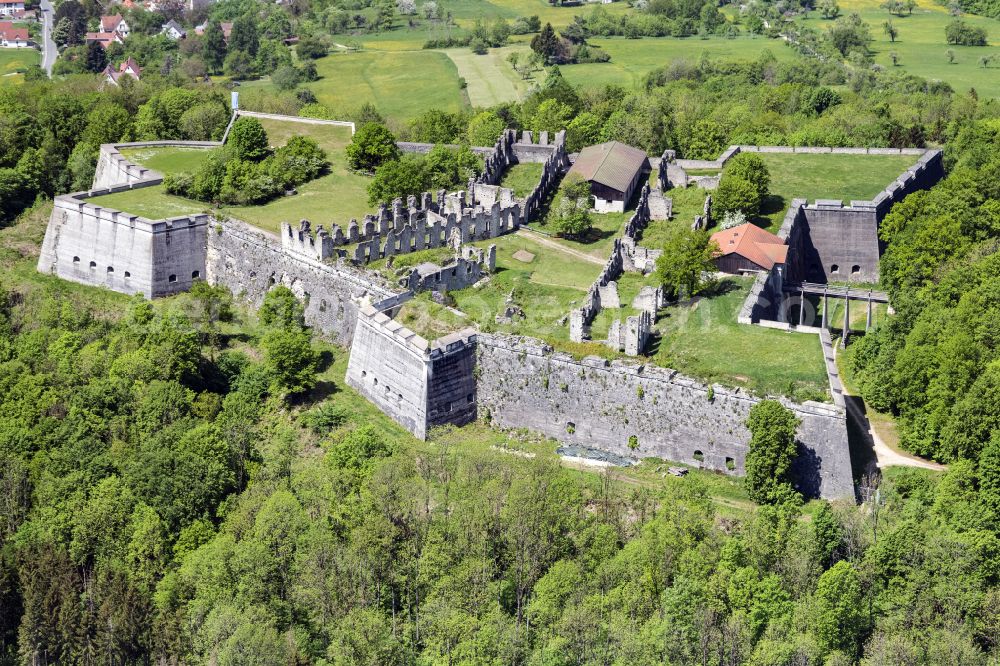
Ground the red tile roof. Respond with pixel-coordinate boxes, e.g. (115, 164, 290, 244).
(0, 25, 28, 41)
(710, 223, 788, 271)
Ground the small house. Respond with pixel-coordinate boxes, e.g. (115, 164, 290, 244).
(709, 223, 787, 274)
(160, 19, 186, 40)
(566, 141, 650, 213)
(100, 14, 130, 37)
(0, 21, 29, 47)
(0, 0, 24, 17)
(102, 57, 141, 85)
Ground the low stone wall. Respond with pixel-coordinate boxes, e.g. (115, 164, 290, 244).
(397, 142, 495, 156)
(205, 219, 394, 345)
(476, 334, 855, 500)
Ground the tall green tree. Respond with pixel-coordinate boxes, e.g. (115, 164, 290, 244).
(654, 227, 718, 299)
(202, 21, 228, 74)
(744, 400, 801, 504)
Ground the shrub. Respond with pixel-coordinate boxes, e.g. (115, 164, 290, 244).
(945, 19, 987, 46)
(346, 122, 400, 173)
(228, 117, 270, 161)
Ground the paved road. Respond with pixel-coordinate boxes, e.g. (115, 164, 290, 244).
(39, 0, 56, 76)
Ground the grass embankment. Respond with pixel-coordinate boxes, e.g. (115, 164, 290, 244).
(89, 121, 372, 234)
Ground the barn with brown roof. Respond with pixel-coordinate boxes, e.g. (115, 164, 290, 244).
(566, 141, 650, 213)
(709, 223, 788, 274)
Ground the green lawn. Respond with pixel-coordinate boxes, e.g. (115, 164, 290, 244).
(756, 152, 918, 231)
(0, 48, 39, 85)
(243, 49, 468, 122)
(499, 162, 543, 197)
(559, 37, 795, 89)
(91, 120, 372, 232)
(653, 277, 829, 400)
(396, 292, 473, 340)
(450, 233, 602, 340)
(118, 147, 211, 175)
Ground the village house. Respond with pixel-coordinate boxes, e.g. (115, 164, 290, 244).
(0, 0, 24, 17)
(100, 14, 130, 38)
(0, 20, 29, 47)
(102, 57, 141, 85)
(709, 223, 788, 274)
(194, 21, 233, 41)
(85, 30, 124, 48)
(566, 141, 650, 213)
(160, 19, 186, 40)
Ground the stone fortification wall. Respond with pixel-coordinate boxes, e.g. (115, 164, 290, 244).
(475, 334, 855, 500)
(402, 244, 496, 293)
(397, 142, 495, 156)
(38, 188, 210, 298)
(519, 131, 569, 223)
(345, 303, 478, 438)
(205, 219, 394, 345)
(477, 129, 517, 185)
(569, 238, 626, 342)
(92, 141, 219, 189)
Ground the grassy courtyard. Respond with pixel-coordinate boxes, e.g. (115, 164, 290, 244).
(652, 277, 829, 400)
(499, 162, 543, 197)
(90, 120, 372, 233)
(450, 232, 602, 340)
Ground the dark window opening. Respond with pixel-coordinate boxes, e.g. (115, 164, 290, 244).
(466, 393, 473, 403)
(725, 457, 736, 471)
(168, 274, 177, 283)
(830, 264, 840, 273)
(124, 271, 131, 278)
(89, 261, 96, 269)
(106, 266, 114, 273)
(192, 270, 200, 279)
(851, 265, 861, 274)
(72, 256, 80, 263)
(693, 450, 705, 462)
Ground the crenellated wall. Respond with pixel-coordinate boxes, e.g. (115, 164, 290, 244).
(92, 141, 220, 189)
(205, 219, 394, 345)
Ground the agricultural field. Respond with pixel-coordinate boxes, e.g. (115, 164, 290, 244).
(242, 49, 468, 121)
(0, 48, 39, 85)
(443, 45, 533, 107)
(799, 0, 1000, 97)
(90, 121, 372, 234)
(559, 36, 795, 89)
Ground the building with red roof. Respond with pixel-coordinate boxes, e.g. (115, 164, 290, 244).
(0, 20, 29, 47)
(102, 57, 141, 85)
(709, 223, 788, 274)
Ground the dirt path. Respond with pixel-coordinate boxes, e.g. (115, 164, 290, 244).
(515, 229, 606, 266)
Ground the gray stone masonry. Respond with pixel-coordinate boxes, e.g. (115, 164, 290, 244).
(345, 302, 478, 439)
(205, 219, 394, 345)
(38, 187, 210, 298)
(403, 244, 496, 293)
(476, 334, 855, 500)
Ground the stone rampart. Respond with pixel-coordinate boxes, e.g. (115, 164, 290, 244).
(402, 245, 496, 293)
(520, 131, 569, 223)
(205, 219, 394, 345)
(345, 303, 478, 438)
(92, 141, 219, 189)
(476, 334, 855, 500)
(38, 188, 210, 298)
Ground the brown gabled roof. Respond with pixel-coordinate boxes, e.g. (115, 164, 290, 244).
(100, 14, 123, 31)
(710, 223, 788, 270)
(567, 141, 649, 194)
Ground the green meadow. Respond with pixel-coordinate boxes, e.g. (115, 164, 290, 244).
(0, 48, 39, 85)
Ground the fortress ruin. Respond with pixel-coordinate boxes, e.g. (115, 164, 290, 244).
(36, 115, 946, 501)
